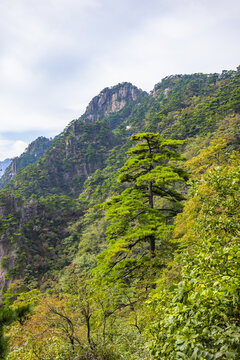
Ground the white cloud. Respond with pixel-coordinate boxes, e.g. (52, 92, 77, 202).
(0, 137, 28, 161)
(12, 140, 28, 157)
(85, 0, 240, 91)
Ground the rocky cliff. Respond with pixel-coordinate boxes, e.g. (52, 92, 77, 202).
(82, 82, 147, 122)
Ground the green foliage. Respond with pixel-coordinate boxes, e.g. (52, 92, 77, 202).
(5, 121, 116, 198)
(147, 149, 240, 359)
(64, 208, 109, 274)
(1, 69, 240, 360)
(0, 305, 30, 360)
(0, 308, 16, 360)
(148, 71, 240, 139)
(0, 257, 10, 270)
(95, 133, 188, 284)
(0, 192, 81, 287)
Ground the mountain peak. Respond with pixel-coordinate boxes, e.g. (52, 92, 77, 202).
(82, 82, 148, 122)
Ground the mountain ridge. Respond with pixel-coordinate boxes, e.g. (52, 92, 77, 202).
(0, 68, 240, 293)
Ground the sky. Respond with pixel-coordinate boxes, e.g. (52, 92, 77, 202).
(0, 0, 240, 160)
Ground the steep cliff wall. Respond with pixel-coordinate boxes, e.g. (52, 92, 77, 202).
(83, 82, 147, 122)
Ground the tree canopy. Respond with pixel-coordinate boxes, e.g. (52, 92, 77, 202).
(96, 133, 188, 284)
(148, 144, 240, 360)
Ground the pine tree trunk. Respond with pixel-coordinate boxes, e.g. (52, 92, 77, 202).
(148, 181, 155, 256)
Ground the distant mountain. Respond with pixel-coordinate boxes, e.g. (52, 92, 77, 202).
(0, 159, 12, 178)
(0, 136, 52, 190)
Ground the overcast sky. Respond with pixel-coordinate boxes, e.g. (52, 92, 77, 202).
(0, 0, 240, 160)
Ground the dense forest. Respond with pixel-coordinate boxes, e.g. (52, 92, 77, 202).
(0, 69, 239, 359)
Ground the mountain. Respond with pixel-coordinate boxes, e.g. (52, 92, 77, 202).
(0, 70, 240, 292)
(0, 82, 147, 291)
(81, 82, 148, 122)
(1, 69, 240, 360)
(0, 159, 12, 179)
(0, 136, 52, 190)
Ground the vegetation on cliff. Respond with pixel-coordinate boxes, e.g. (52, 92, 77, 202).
(0, 71, 239, 359)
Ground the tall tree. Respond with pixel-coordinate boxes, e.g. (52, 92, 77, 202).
(96, 133, 188, 283)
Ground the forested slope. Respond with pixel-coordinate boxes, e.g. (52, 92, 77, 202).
(0, 70, 239, 360)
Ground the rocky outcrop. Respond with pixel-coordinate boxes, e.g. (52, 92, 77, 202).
(82, 82, 147, 122)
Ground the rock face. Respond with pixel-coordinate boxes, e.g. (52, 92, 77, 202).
(83, 82, 147, 122)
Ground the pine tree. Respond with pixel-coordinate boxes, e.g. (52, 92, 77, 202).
(96, 133, 188, 283)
